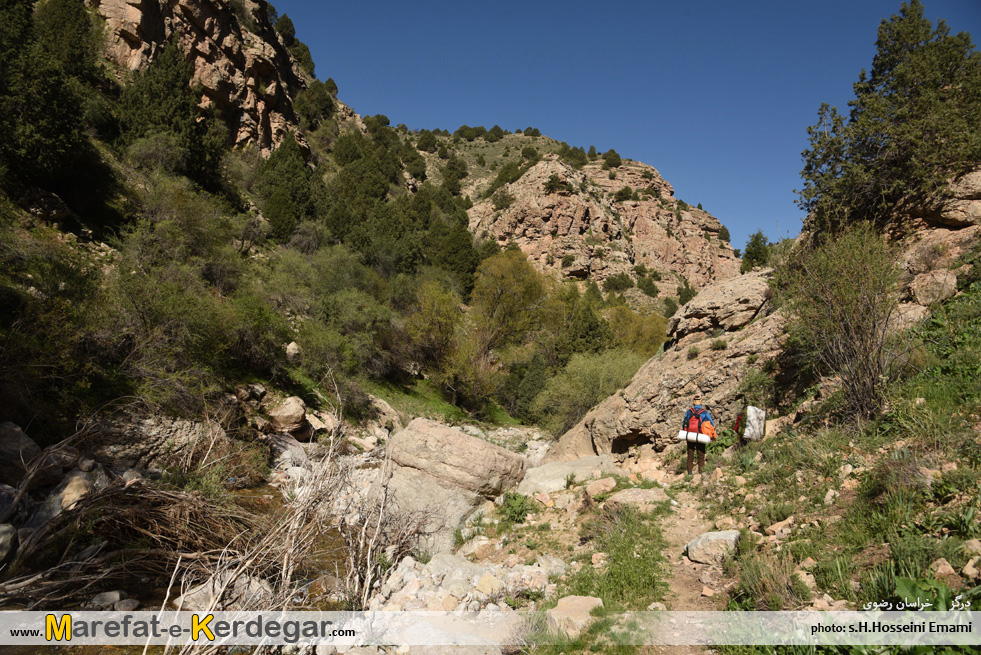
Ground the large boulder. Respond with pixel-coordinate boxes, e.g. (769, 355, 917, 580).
(516, 455, 619, 495)
(371, 419, 527, 553)
(548, 271, 786, 460)
(388, 419, 526, 497)
(923, 169, 981, 227)
(267, 396, 312, 439)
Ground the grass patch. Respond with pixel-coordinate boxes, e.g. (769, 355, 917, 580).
(564, 505, 670, 610)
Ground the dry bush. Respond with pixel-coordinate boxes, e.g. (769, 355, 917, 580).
(737, 550, 812, 610)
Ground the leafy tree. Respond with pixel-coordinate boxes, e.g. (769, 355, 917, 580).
(325, 77, 338, 96)
(602, 272, 634, 292)
(740, 230, 771, 273)
(607, 305, 667, 356)
(614, 186, 634, 202)
(637, 275, 659, 298)
(544, 174, 572, 194)
(471, 249, 545, 351)
(523, 127, 541, 137)
(603, 149, 622, 168)
(255, 133, 324, 241)
(33, 0, 99, 81)
(293, 80, 334, 130)
(785, 224, 907, 418)
(275, 14, 296, 45)
(797, 0, 981, 234)
(662, 297, 679, 317)
(416, 129, 437, 152)
(718, 225, 731, 242)
(556, 301, 614, 359)
(587, 145, 598, 160)
(521, 146, 539, 161)
(120, 40, 226, 187)
(484, 125, 505, 142)
(677, 278, 696, 305)
(405, 280, 460, 366)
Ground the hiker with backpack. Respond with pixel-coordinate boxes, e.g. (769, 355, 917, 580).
(682, 396, 716, 475)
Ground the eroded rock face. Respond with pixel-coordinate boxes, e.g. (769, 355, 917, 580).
(88, 0, 304, 151)
(468, 156, 740, 299)
(547, 270, 787, 460)
(923, 169, 981, 227)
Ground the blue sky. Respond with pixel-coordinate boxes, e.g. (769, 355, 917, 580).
(271, 0, 980, 250)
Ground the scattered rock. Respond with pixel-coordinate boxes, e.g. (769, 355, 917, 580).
(115, 599, 140, 611)
(734, 476, 747, 487)
(264, 433, 310, 471)
(285, 341, 302, 363)
(591, 553, 608, 567)
(585, 477, 616, 498)
(963, 539, 981, 556)
(685, 530, 741, 564)
(929, 558, 957, 577)
(475, 573, 504, 596)
(824, 489, 839, 506)
(546, 596, 603, 638)
(800, 557, 817, 571)
(647, 601, 667, 611)
(963, 557, 979, 579)
(175, 573, 272, 611)
(765, 516, 795, 536)
(701, 586, 716, 597)
(910, 271, 958, 306)
(89, 591, 125, 608)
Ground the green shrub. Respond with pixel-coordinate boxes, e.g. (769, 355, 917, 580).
(500, 492, 535, 524)
(561, 254, 575, 268)
(521, 146, 539, 161)
(492, 189, 514, 211)
(687, 346, 700, 360)
(637, 276, 659, 298)
(740, 230, 770, 273)
(602, 272, 634, 292)
(544, 174, 572, 194)
(534, 349, 646, 437)
(710, 339, 728, 351)
(662, 297, 679, 317)
(614, 186, 634, 202)
(602, 149, 622, 168)
(677, 278, 696, 305)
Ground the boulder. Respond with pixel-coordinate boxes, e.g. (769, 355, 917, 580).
(743, 406, 767, 442)
(546, 595, 604, 638)
(585, 477, 616, 498)
(604, 487, 669, 512)
(516, 455, 619, 495)
(267, 396, 311, 438)
(0, 423, 49, 488)
(264, 432, 310, 470)
(685, 530, 741, 564)
(388, 419, 526, 497)
(910, 270, 958, 306)
(285, 341, 302, 363)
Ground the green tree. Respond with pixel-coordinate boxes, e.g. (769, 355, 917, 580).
(405, 280, 460, 366)
(471, 250, 545, 350)
(293, 80, 334, 130)
(677, 278, 696, 305)
(718, 225, 731, 242)
(740, 230, 771, 273)
(416, 129, 437, 152)
(120, 41, 226, 187)
(33, 0, 99, 81)
(255, 133, 324, 241)
(797, 0, 981, 234)
(785, 224, 906, 418)
(275, 14, 296, 45)
(603, 149, 622, 168)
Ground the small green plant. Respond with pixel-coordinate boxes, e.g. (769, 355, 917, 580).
(710, 339, 728, 351)
(561, 254, 575, 268)
(500, 492, 535, 524)
(565, 473, 577, 489)
(687, 346, 700, 360)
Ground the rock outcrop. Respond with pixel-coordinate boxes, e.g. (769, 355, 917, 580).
(89, 0, 304, 151)
(547, 269, 786, 460)
(468, 156, 740, 300)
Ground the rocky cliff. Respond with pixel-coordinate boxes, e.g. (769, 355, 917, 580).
(468, 154, 741, 301)
(89, 0, 304, 151)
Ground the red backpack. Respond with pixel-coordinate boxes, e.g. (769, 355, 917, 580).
(686, 407, 704, 433)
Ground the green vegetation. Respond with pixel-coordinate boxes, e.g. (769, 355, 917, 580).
(797, 0, 981, 234)
(740, 230, 770, 273)
(602, 272, 634, 292)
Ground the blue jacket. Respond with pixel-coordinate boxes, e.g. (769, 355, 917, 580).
(682, 405, 715, 430)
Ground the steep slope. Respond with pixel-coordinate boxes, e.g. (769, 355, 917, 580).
(466, 151, 740, 302)
(90, 0, 305, 151)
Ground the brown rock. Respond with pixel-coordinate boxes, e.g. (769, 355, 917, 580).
(585, 477, 616, 498)
(92, 0, 307, 152)
(929, 558, 957, 577)
(910, 270, 958, 305)
(268, 397, 312, 440)
(765, 516, 795, 536)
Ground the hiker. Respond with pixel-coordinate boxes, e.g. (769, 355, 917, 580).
(682, 396, 715, 475)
